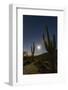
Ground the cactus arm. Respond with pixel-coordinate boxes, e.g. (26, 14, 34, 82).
(45, 25, 50, 45)
(53, 34, 56, 49)
(43, 33, 49, 51)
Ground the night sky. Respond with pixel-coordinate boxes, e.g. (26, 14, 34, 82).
(23, 15, 57, 56)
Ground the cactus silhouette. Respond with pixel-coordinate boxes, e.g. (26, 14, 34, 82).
(31, 42, 35, 61)
(53, 34, 56, 49)
(43, 25, 56, 54)
(43, 25, 57, 72)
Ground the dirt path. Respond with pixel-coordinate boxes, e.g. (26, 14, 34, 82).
(23, 62, 39, 74)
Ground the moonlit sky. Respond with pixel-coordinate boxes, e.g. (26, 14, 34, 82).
(23, 15, 57, 56)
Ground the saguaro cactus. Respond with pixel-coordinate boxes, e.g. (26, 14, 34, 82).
(43, 25, 56, 54)
(31, 42, 35, 61)
(43, 25, 57, 72)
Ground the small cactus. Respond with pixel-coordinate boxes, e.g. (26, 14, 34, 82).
(31, 42, 35, 61)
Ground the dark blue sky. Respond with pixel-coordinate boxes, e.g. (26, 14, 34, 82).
(23, 15, 57, 56)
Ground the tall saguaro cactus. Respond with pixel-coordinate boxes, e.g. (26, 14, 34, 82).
(43, 25, 57, 72)
(31, 42, 35, 61)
